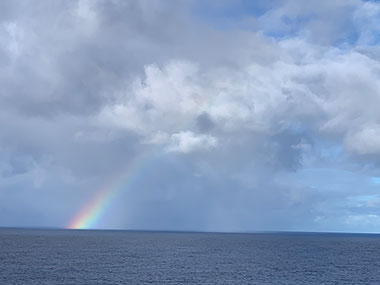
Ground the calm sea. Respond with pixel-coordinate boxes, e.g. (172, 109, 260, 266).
(1, 228, 380, 284)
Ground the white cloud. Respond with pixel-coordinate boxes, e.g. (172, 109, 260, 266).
(345, 214, 380, 229)
(99, 61, 204, 134)
(354, 1, 380, 45)
(97, 35, 380, 163)
(167, 131, 217, 153)
(345, 126, 380, 155)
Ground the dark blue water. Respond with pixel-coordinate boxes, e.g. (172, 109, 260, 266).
(1, 229, 380, 284)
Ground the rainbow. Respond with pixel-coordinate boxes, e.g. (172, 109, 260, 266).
(66, 149, 158, 229)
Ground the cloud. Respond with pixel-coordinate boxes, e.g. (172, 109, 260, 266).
(345, 126, 380, 155)
(1, 0, 380, 232)
(167, 131, 218, 153)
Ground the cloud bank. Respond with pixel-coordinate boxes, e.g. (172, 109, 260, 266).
(1, 0, 380, 232)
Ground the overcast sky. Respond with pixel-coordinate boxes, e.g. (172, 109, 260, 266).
(1, 0, 380, 232)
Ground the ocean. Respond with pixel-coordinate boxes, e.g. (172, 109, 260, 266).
(1, 228, 380, 284)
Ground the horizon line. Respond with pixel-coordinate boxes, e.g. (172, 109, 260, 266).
(1, 226, 380, 235)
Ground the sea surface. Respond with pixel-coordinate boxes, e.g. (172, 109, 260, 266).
(1, 229, 380, 284)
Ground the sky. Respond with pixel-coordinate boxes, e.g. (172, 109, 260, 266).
(1, 0, 380, 232)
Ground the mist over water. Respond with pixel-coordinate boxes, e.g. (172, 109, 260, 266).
(2, 228, 380, 284)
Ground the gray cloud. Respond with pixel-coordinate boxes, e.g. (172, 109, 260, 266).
(1, 0, 380, 232)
